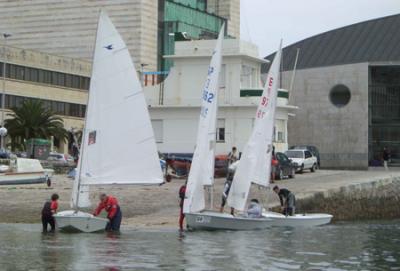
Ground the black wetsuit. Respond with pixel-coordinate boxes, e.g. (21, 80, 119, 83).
(41, 201, 55, 232)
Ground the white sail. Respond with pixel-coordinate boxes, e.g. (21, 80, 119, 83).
(71, 181, 91, 208)
(183, 25, 224, 214)
(227, 42, 282, 211)
(71, 11, 163, 208)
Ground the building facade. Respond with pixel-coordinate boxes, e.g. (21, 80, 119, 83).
(145, 39, 297, 155)
(264, 14, 400, 169)
(1, 46, 91, 153)
(0, 0, 239, 72)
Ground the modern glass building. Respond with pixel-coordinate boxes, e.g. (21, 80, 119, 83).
(369, 66, 400, 165)
(158, 0, 227, 72)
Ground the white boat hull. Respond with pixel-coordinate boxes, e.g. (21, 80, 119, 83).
(54, 210, 108, 233)
(0, 170, 53, 185)
(186, 211, 272, 231)
(263, 211, 333, 227)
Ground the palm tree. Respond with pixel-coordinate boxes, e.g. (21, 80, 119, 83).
(5, 99, 68, 151)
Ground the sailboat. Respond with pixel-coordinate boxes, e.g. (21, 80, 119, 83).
(185, 41, 282, 232)
(54, 11, 164, 233)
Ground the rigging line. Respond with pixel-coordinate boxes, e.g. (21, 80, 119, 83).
(242, 0, 253, 44)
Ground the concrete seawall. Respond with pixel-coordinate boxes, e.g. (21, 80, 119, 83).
(295, 175, 400, 221)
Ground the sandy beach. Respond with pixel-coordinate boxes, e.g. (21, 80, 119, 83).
(1, 169, 398, 229)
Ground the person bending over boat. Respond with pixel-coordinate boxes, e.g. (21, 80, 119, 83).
(219, 168, 235, 215)
(41, 193, 59, 233)
(273, 186, 296, 216)
(93, 193, 122, 232)
(246, 199, 262, 218)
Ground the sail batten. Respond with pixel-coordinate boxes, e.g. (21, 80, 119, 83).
(183, 25, 224, 214)
(71, 11, 163, 208)
(227, 42, 283, 211)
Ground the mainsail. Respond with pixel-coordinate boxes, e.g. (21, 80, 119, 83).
(183, 25, 224, 214)
(227, 42, 282, 211)
(71, 11, 163, 208)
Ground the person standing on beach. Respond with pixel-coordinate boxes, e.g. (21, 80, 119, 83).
(227, 147, 239, 165)
(41, 193, 59, 233)
(93, 193, 122, 232)
(383, 147, 390, 171)
(178, 181, 187, 231)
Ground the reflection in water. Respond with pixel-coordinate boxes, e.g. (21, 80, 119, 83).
(0, 221, 399, 270)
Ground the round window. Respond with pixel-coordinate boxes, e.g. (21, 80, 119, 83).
(329, 84, 351, 107)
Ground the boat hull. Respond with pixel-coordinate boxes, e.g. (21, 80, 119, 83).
(186, 211, 272, 231)
(54, 210, 108, 233)
(262, 211, 333, 227)
(0, 171, 52, 185)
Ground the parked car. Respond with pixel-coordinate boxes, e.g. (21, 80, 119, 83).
(214, 155, 228, 178)
(285, 149, 318, 173)
(275, 152, 297, 179)
(289, 145, 320, 167)
(47, 152, 75, 166)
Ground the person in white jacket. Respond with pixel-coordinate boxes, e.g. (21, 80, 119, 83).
(246, 199, 262, 218)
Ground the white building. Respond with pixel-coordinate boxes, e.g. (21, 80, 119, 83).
(145, 39, 297, 155)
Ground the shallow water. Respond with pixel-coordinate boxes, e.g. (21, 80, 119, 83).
(0, 221, 399, 270)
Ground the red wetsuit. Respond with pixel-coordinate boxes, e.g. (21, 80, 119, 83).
(94, 196, 119, 219)
(179, 185, 186, 230)
(50, 200, 58, 214)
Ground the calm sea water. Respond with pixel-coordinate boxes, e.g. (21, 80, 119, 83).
(0, 221, 399, 270)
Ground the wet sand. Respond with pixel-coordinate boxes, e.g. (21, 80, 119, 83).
(1, 168, 398, 229)
(0, 175, 233, 229)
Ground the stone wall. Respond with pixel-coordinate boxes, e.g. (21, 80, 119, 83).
(282, 63, 369, 169)
(294, 175, 400, 221)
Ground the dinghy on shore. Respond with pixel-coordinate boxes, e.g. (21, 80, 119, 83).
(263, 211, 333, 227)
(0, 158, 53, 186)
(54, 11, 163, 233)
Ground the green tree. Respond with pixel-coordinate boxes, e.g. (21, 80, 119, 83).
(4, 99, 68, 151)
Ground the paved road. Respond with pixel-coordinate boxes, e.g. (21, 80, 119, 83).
(262, 167, 400, 206)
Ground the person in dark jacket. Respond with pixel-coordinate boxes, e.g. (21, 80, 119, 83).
(383, 147, 390, 171)
(178, 181, 187, 231)
(41, 193, 59, 233)
(273, 186, 296, 216)
(219, 168, 235, 215)
(93, 193, 122, 232)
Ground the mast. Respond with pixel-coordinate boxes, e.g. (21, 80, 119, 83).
(74, 10, 101, 210)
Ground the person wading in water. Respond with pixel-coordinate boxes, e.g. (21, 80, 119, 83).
(178, 181, 187, 231)
(93, 193, 122, 232)
(41, 193, 59, 233)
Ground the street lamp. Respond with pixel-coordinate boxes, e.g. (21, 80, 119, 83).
(1, 33, 11, 151)
(140, 63, 148, 87)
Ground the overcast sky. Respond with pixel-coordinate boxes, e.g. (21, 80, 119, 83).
(240, 0, 400, 57)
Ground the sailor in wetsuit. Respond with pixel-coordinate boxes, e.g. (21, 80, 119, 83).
(41, 193, 59, 233)
(273, 185, 296, 216)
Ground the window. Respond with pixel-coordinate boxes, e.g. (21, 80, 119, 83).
(240, 65, 256, 88)
(151, 120, 163, 143)
(216, 119, 225, 142)
(72, 75, 80, 89)
(17, 65, 25, 80)
(2, 63, 90, 90)
(277, 131, 284, 142)
(330, 84, 351, 108)
(305, 151, 312, 158)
